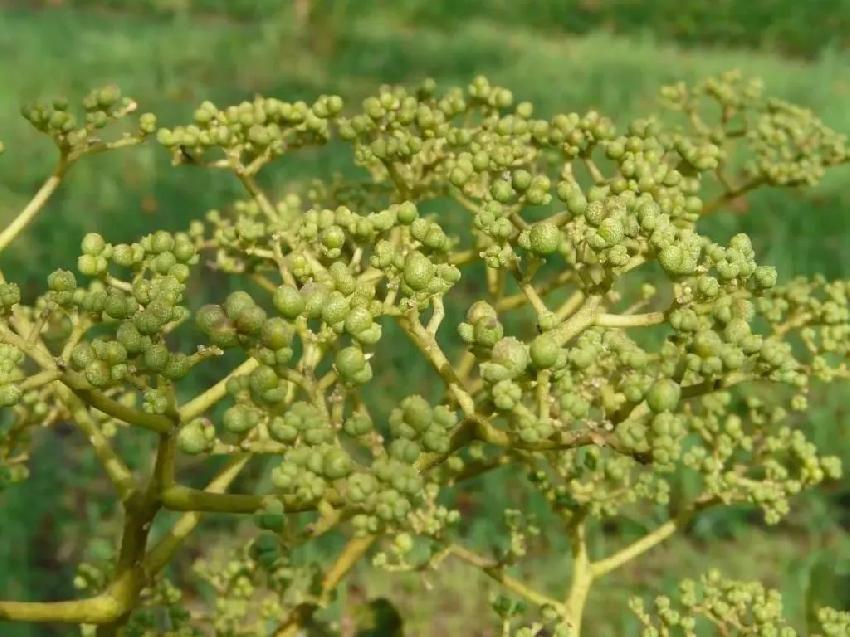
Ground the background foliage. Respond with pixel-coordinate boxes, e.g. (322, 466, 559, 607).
(1, 2, 849, 635)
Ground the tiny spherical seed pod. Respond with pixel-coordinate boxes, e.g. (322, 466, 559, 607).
(47, 269, 76, 292)
(273, 285, 305, 319)
(84, 359, 112, 387)
(343, 413, 373, 437)
(70, 342, 96, 370)
(322, 448, 353, 480)
(403, 251, 435, 292)
(344, 306, 373, 336)
(646, 379, 682, 412)
(300, 283, 329, 320)
(492, 336, 530, 374)
(335, 346, 370, 383)
(81, 233, 106, 256)
(269, 416, 298, 443)
(223, 291, 255, 321)
(177, 418, 216, 455)
(142, 344, 170, 372)
(222, 405, 259, 434)
(261, 317, 293, 350)
(321, 291, 350, 325)
(530, 334, 560, 368)
(0, 383, 22, 407)
(234, 304, 267, 335)
(528, 221, 561, 255)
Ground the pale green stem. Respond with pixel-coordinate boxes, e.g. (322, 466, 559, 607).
(55, 385, 136, 501)
(159, 485, 267, 513)
(179, 357, 259, 422)
(553, 289, 585, 321)
(0, 597, 121, 624)
(143, 456, 251, 575)
(274, 535, 377, 637)
(0, 157, 70, 254)
(595, 311, 666, 328)
(552, 295, 601, 347)
(398, 312, 476, 416)
(448, 544, 566, 614)
(564, 520, 592, 636)
(590, 502, 711, 578)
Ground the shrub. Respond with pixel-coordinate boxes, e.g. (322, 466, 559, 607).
(0, 71, 849, 635)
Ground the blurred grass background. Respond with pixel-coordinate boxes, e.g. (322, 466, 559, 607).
(1, 1, 850, 635)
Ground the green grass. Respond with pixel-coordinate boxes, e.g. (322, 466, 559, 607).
(1, 4, 849, 636)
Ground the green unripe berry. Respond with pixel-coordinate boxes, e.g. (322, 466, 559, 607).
(116, 322, 145, 355)
(321, 291, 350, 325)
(47, 269, 76, 292)
(70, 342, 96, 369)
(336, 346, 372, 384)
(345, 306, 373, 335)
(492, 337, 530, 374)
(272, 285, 304, 320)
(234, 304, 267, 334)
(81, 233, 106, 256)
(646, 379, 681, 412)
(222, 405, 259, 434)
(530, 334, 560, 368)
(0, 283, 21, 311)
(389, 439, 421, 464)
(300, 283, 329, 319)
(163, 353, 191, 380)
(597, 217, 625, 246)
(528, 222, 560, 255)
(658, 244, 696, 275)
(0, 383, 22, 407)
(196, 304, 228, 332)
(177, 418, 215, 455)
(139, 112, 157, 134)
(396, 202, 418, 224)
(142, 344, 170, 372)
(403, 251, 434, 292)
(269, 416, 299, 443)
(343, 413, 373, 437)
(101, 340, 127, 365)
(77, 254, 104, 277)
(491, 179, 514, 203)
(223, 291, 255, 321)
(85, 359, 111, 387)
(261, 317, 293, 350)
(322, 448, 352, 480)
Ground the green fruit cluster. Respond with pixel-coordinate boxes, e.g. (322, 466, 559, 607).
(631, 569, 850, 637)
(2, 70, 849, 634)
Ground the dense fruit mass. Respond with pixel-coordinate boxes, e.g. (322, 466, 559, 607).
(0, 71, 848, 635)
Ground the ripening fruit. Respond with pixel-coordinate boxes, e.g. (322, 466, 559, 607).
(222, 405, 260, 434)
(646, 378, 681, 412)
(322, 448, 353, 479)
(273, 285, 304, 319)
(343, 413, 373, 437)
(223, 291, 255, 321)
(336, 346, 372, 384)
(403, 251, 434, 292)
(261, 317, 293, 350)
(85, 360, 112, 387)
(528, 222, 560, 255)
(530, 334, 559, 368)
(0, 383, 22, 407)
(81, 233, 106, 256)
(47, 269, 76, 292)
(143, 344, 170, 372)
(177, 418, 216, 455)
